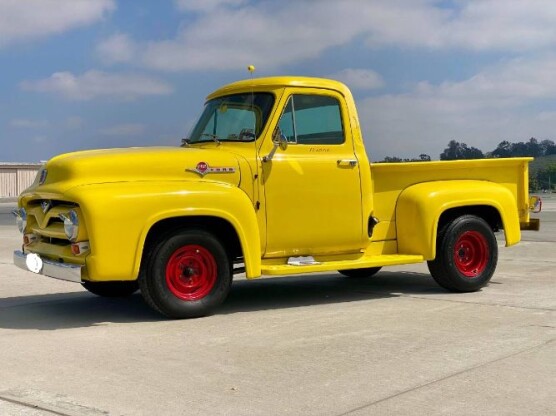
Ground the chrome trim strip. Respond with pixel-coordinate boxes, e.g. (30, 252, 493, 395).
(13, 250, 83, 283)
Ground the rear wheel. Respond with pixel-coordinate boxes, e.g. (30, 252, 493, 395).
(427, 215, 497, 292)
(140, 229, 232, 319)
(338, 267, 382, 278)
(82, 281, 138, 297)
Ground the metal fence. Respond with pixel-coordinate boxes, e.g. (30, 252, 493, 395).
(0, 163, 41, 198)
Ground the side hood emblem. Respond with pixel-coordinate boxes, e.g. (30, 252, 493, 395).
(187, 161, 235, 177)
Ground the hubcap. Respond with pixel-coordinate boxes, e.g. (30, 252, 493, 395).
(453, 231, 489, 278)
(165, 245, 217, 300)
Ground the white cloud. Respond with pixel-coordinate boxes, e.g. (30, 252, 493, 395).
(10, 119, 48, 129)
(65, 117, 85, 129)
(358, 56, 556, 160)
(142, 1, 380, 71)
(331, 69, 384, 91)
(100, 123, 145, 136)
(174, 0, 247, 12)
(20, 70, 173, 101)
(363, 0, 556, 52)
(139, 0, 556, 72)
(32, 136, 47, 144)
(446, 0, 556, 51)
(96, 33, 137, 65)
(0, 0, 115, 47)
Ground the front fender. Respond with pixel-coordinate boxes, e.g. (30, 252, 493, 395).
(395, 180, 520, 260)
(65, 180, 261, 281)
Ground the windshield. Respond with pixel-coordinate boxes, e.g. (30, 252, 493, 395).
(185, 93, 275, 144)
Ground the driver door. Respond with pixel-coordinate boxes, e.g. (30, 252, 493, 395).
(263, 92, 364, 258)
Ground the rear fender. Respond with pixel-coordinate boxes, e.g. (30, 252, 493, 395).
(395, 180, 520, 260)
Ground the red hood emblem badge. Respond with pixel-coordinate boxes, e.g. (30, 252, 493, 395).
(187, 161, 235, 177)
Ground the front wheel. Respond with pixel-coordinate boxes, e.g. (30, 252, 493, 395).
(427, 215, 498, 292)
(140, 229, 232, 319)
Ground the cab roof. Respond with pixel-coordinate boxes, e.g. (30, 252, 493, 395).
(206, 76, 351, 100)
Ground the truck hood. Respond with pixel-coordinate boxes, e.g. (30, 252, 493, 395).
(34, 147, 242, 193)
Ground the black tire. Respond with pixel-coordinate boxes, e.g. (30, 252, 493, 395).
(82, 281, 139, 297)
(338, 267, 382, 278)
(427, 215, 497, 292)
(139, 229, 232, 319)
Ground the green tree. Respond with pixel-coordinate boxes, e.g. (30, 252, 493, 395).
(540, 139, 556, 156)
(491, 140, 513, 158)
(536, 164, 556, 190)
(440, 140, 484, 160)
(525, 138, 542, 157)
(382, 156, 403, 163)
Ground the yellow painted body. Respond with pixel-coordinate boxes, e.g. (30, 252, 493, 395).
(17, 76, 535, 282)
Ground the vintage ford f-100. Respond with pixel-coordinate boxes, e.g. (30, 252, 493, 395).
(12, 77, 540, 317)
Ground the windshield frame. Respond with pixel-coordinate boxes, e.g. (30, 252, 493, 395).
(185, 92, 276, 145)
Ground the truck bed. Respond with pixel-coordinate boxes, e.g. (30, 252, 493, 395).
(369, 157, 532, 242)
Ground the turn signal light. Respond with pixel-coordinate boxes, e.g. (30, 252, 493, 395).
(71, 241, 90, 256)
(23, 233, 38, 245)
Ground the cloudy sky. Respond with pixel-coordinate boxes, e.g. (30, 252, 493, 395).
(1, 0, 556, 162)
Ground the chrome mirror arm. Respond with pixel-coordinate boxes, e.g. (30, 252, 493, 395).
(263, 131, 288, 163)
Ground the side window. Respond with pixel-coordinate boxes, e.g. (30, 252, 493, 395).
(277, 94, 344, 145)
(278, 97, 295, 142)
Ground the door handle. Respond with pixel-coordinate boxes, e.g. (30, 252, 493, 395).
(337, 159, 358, 167)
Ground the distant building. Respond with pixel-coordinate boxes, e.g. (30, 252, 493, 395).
(0, 162, 42, 198)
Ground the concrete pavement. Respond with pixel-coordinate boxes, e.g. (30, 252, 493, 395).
(0, 201, 554, 415)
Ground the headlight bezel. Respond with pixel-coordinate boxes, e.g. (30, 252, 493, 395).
(60, 210, 79, 242)
(12, 208, 27, 234)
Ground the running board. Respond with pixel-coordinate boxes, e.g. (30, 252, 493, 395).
(260, 254, 424, 276)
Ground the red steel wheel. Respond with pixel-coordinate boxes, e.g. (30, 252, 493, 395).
(453, 231, 489, 278)
(140, 229, 232, 319)
(427, 215, 498, 292)
(166, 245, 217, 301)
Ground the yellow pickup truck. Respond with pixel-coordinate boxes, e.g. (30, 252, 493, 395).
(12, 76, 540, 318)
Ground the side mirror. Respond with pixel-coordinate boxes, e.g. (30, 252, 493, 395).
(272, 127, 288, 151)
(263, 127, 288, 162)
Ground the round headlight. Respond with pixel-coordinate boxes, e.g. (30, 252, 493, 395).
(13, 208, 27, 234)
(61, 210, 79, 242)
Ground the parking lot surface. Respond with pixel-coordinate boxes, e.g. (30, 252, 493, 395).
(0, 200, 554, 415)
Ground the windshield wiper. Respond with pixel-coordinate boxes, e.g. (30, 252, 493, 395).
(200, 133, 221, 145)
(181, 138, 191, 147)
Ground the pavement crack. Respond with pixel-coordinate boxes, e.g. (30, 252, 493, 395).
(352, 288, 555, 312)
(0, 395, 72, 416)
(399, 293, 554, 312)
(337, 338, 556, 416)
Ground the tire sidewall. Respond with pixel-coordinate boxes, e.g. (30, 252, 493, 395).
(147, 230, 232, 318)
(440, 216, 498, 291)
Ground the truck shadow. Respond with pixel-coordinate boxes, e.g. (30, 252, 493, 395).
(0, 272, 449, 330)
(221, 271, 445, 314)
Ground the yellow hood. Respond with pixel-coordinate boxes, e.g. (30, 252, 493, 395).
(33, 147, 242, 193)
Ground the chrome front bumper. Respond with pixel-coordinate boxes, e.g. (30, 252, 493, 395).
(13, 250, 83, 283)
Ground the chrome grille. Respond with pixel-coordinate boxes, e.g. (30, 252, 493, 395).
(26, 200, 78, 240)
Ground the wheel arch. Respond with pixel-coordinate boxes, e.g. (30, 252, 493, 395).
(396, 180, 521, 260)
(140, 215, 243, 273)
(108, 181, 263, 280)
